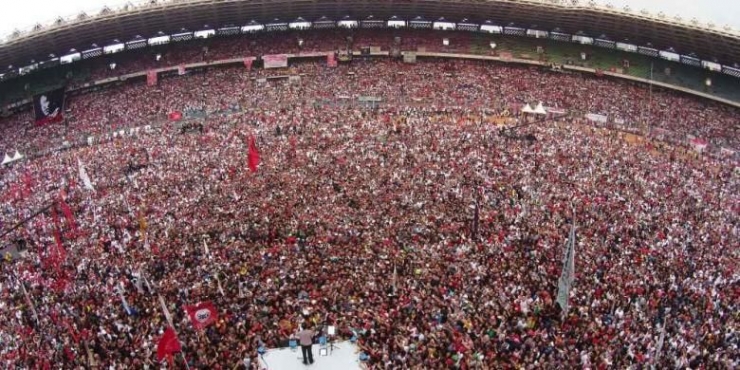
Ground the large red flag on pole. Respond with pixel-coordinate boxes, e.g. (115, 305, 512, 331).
(248, 136, 260, 173)
(183, 301, 218, 330)
(156, 327, 182, 362)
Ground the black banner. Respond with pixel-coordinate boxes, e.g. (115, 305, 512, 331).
(33, 87, 65, 125)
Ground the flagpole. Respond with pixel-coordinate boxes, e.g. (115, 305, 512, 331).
(158, 294, 191, 370)
(181, 353, 191, 370)
(18, 277, 40, 323)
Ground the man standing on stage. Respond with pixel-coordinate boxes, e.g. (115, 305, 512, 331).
(298, 325, 316, 365)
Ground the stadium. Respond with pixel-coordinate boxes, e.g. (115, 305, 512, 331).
(0, 0, 738, 368)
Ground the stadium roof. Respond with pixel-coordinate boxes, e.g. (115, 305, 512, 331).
(1, 0, 739, 69)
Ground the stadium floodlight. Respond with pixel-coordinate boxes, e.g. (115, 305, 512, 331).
(480, 24, 502, 34)
(388, 16, 406, 28)
(572, 35, 593, 45)
(241, 25, 264, 33)
(338, 20, 358, 28)
(705, 78, 712, 87)
(104, 42, 125, 54)
(433, 18, 456, 31)
(60, 50, 81, 65)
(289, 17, 311, 30)
(194, 29, 215, 39)
(241, 20, 264, 33)
(659, 50, 680, 62)
(701, 60, 722, 72)
(148, 35, 170, 46)
(616, 42, 637, 52)
(526, 29, 548, 38)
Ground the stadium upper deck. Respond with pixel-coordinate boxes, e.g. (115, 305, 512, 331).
(1, 0, 739, 75)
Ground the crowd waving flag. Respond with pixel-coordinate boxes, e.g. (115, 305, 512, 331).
(77, 159, 95, 192)
(33, 87, 65, 126)
(156, 327, 182, 364)
(248, 136, 260, 172)
(183, 301, 218, 330)
(556, 216, 576, 317)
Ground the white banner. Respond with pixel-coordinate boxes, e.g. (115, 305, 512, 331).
(263, 54, 288, 69)
(585, 113, 608, 123)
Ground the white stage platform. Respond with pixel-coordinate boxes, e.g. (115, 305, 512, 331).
(258, 341, 363, 370)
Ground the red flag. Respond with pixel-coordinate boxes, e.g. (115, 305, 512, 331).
(50, 208, 66, 270)
(248, 136, 260, 173)
(156, 327, 182, 362)
(58, 198, 77, 235)
(183, 301, 218, 330)
(147, 70, 158, 86)
(168, 111, 183, 121)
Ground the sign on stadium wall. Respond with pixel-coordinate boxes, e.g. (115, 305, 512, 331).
(262, 54, 288, 69)
(585, 113, 608, 123)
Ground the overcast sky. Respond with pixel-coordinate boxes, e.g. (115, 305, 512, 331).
(0, 0, 738, 40)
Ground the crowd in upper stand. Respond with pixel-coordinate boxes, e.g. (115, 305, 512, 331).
(1, 55, 739, 158)
(0, 51, 738, 369)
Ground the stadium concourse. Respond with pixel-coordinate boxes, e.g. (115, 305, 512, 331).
(0, 52, 738, 368)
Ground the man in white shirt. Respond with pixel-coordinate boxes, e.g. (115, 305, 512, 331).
(297, 325, 316, 365)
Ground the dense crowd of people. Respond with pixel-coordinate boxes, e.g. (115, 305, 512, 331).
(0, 53, 738, 369)
(1, 57, 738, 159)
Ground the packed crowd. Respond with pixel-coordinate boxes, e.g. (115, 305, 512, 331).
(1, 57, 739, 160)
(0, 55, 738, 369)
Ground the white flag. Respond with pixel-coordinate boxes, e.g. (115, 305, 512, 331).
(119, 282, 132, 314)
(215, 273, 225, 296)
(653, 320, 667, 364)
(77, 159, 96, 192)
(203, 239, 210, 257)
(158, 294, 174, 327)
(556, 221, 576, 316)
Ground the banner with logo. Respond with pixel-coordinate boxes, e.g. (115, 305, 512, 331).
(33, 87, 65, 126)
(263, 54, 288, 69)
(183, 301, 218, 330)
(147, 70, 158, 86)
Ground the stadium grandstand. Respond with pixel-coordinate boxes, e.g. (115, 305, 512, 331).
(0, 0, 738, 369)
